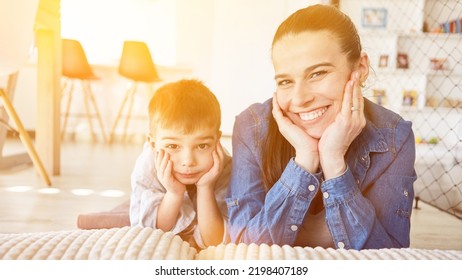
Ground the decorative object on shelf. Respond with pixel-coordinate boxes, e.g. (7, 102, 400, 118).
(440, 18, 462, 33)
(425, 96, 437, 108)
(361, 7, 387, 28)
(378, 54, 389, 68)
(402, 90, 417, 107)
(430, 58, 448, 70)
(428, 137, 439, 145)
(397, 53, 409, 69)
(371, 89, 387, 106)
(442, 98, 462, 108)
(415, 136, 439, 145)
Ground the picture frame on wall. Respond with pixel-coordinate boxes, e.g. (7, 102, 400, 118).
(430, 58, 447, 70)
(372, 89, 387, 106)
(362, 8, 387, 28)
(402, 90, 417, 107)
(397, 53, 409, 69)
(378, 55, 389, 68)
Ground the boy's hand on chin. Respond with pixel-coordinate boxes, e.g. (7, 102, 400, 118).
(196, 141, 224, 189)
(155, 149, 185, 196)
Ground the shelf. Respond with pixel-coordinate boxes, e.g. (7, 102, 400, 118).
(375, 69, 462, 77)
(400, 106, 462, 114)
(398, 32, 462, 39)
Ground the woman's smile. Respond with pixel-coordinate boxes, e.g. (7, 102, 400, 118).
(298, 106, 328, 121)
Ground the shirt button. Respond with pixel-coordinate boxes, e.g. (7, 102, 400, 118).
(308, 185, 315, 192)
(290, 225, 298, 232)
(337, 242, 345, 249)
(323, 192, 329, 199)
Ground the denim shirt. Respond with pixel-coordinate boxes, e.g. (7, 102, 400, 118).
(226, 98, 417, 250)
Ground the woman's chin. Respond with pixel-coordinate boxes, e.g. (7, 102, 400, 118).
(305, 129, 323, 140)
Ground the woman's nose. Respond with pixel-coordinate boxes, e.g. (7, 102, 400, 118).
(292, 83, 314, 106)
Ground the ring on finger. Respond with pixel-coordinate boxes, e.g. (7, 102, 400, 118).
(351, 106, 359, 112)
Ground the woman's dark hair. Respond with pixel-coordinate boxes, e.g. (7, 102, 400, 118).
(262, 4, 362, 191)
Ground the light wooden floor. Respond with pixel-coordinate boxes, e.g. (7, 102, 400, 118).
(1, 137, 461, 250)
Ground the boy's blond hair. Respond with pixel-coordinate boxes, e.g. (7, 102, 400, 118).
(148, 79, 221, 134)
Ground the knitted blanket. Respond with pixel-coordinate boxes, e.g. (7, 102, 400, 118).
(1, 226, 461, 260)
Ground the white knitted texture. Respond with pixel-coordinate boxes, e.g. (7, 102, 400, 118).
(1, 227, 461, 260)
(0, 226, 196, 260)
(195, 244, 462, 260)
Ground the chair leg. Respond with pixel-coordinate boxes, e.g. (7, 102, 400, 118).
(84, 81, 107, 143)
(81, 80, 97, 143)
(0, 89, 52, 186)
(122, 83, 137, 143)
(108, 84, 134, 144)
(61, 80, 74, 140)
(60, 79, 69, 100)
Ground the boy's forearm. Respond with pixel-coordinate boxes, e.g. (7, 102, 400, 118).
(196, 187, 224, 246)
(156, 192, 183, 232)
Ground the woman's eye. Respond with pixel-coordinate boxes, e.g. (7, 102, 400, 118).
(309, 70, 327, 79)
(277, 80, 292, 87)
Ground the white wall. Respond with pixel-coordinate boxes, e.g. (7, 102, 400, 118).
(11, 0, 325, 135)
(175, 0, 319, 134)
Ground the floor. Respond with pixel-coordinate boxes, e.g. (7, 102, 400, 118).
(0, 136, 461, 251)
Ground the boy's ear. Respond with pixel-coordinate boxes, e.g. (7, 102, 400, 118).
(217, 130, 222, 139)
(146, 134, 156, 150)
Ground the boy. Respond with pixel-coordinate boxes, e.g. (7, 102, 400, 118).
(129, 79, 231, 249)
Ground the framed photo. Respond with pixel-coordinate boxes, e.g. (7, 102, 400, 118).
(402, 90, 417, 107)
(372, 89, 387, 106)
(362, 8, 387, 28)
(430, 58, 447, 70)
(397, 53, 409, 69)
(378, 55, 389, 68)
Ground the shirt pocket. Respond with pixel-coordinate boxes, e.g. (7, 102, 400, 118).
(372, 174, 415, 220)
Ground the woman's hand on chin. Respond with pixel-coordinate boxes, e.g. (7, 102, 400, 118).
(272, 93, 320, 173)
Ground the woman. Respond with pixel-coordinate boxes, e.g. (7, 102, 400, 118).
(226, 4, 416, 250)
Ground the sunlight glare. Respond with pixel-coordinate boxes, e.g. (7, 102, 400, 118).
(71, 188, 95, 196)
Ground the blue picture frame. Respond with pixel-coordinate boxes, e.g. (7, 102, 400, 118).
(362, 8, 387, 28)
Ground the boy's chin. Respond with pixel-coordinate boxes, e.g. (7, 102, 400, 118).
(175, 176, 200, 186)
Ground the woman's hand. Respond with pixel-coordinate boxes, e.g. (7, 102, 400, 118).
(196, 141, 225, 189)
(272, 94, 320, 173)
(319, 71, 366, 179)
(155, 149, 186, 196)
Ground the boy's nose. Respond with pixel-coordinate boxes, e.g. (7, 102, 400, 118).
(181, 150, 196, 167)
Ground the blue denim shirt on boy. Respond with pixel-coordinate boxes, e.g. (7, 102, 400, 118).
(226, 98, 417, 250)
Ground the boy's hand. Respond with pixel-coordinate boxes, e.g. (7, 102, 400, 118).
(196, 141, 225, 189)
(155, 149, 186, 196)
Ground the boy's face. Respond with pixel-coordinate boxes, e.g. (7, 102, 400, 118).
(149, 126, 220, 185)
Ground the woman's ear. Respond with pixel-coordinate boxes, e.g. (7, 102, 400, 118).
(358, 51, 370, 85)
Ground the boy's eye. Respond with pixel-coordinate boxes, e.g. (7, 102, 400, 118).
(165, 144, 179, 149)
(197, 144, 210, 150)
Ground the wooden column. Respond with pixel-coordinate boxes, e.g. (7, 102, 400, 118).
(34, 0, 61, 175)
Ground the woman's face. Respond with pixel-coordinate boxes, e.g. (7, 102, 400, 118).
(272, 31, 354, 139)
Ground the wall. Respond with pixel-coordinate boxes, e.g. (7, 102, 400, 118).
(12, 0, 326, 135)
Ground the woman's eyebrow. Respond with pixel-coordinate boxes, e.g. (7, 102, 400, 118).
(274, 62, 334, 80)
